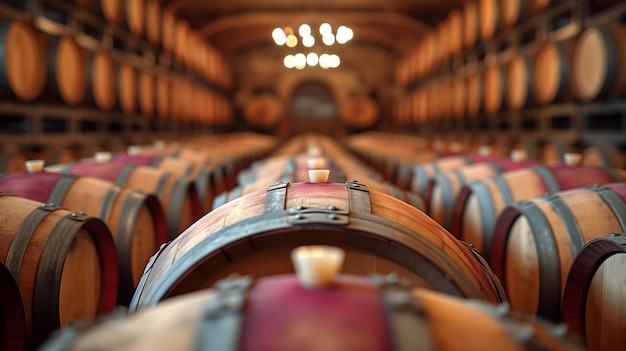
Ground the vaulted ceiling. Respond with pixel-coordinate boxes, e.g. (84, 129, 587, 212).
(164, 0, 468, 55)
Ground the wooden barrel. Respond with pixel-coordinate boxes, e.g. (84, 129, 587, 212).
(451, 73, 466, 119)
(97, 0, 123, 25)
(506, 52, 534, 110)
(156, 72, 170, 119)
(0, 171, 166, 303)
(451, 165, 626, 260)
(55, 159, 202, 239)
(428, 159, 538, 229)
(243, 94, 282, 129)
(341, 96, 379, 130)
(161, 8, 176, 54)
(0, 149, 27, 173)
(0, 193, 117, 345)
(87, 49, 117, 111)
(478, 0, 500, 42)
(581, 142, 625, 169)
(175, 20, 190, 65)
(0, 262, 25, 351)
(118, 60, 137, 115)
(0, 19, 46, 101)
(501, 0, 530, 28)
(466, 66, 483, 117)
(46, 35, 87, 106)
(491, 183, 626, 322)
(42, 273, 584, 351)
(563, 234, 626, 351)
(145, 0, 161, 47)
(114, 153, 215, 213)
(125, 0, 145, 38)
(139, 68, 156, 116)
(482, 61, 506, 116)
(410, 154, 485, 198)
(529, 0, 552, 13)
(463, 1, 479, 50)
(130, 181, 505, 309)
(448, 9, 463, 57)
(532, 39, 576, 104)
(572, 23, 626, 101)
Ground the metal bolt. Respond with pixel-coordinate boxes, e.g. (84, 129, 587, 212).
(71, 213, 77, 217)
(611, 233, 621, 237)
(295, 214, 305, 220)
(297, 205, 306, 210)
(79, 211, 86, 215)
(328, 205, 337, 211)
(329, 214, 338, 220)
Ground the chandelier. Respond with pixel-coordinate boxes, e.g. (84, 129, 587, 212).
(272, 23, 353, 69)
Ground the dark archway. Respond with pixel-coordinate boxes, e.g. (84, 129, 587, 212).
(288, 81, 343, 137)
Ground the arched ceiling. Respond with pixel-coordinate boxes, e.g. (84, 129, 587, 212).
(164, 0, 468, 55)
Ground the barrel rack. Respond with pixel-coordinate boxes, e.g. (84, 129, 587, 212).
(395, 0, 626, 150)
(0, 0, 234, 154)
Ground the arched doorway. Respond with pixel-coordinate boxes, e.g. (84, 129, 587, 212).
(289, 81, 342, 137)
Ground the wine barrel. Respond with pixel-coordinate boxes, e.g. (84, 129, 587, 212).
(463, 1, 479, 50)
(42, 273, 584, 351)
(506, 52, 534, 110)
(0, 262, 25, 351)
(532, 39, 576, 104)
(130, 181, 505, 309)
(410, 154, 488, 198)
(139, 68, 156, 116)
(478, 0, 500, 42)
(501, 0, 530, 28)
(451, 73, 466, 119)
(156, 72, 170, 119)
(97, 0, 123, 25)
(46, 35, 87, 106)
(448, 9, 463, 57)
(572, 23, 626, 101)
(118, 60, 137, 115)
(451, 165, 626, 260)
(427, 158, 538, 229)
(341, 97, 379, 130)
(529, 0, 552, 13)
(490, 183, 626, 322)
(86, 49, 117, 111)
(161, 8, 176, 54)
(243, 94, 282, 129)
(55, 159, 201, 239)
(114, 153, 215, 213)
(0, 19, 46, 101)
(0, 171, 166, 303)
(581, 143, 625, 169)
(482, 61, 506, 116)
(0, 149, 27, 173)
(145, 0, 161, 47)
(125, 0, 145, 38)
(175, 20, 190, 65)
(0, 193, 117, 345)
(563, 234, 626, 351)
(466, 66, 483, 117)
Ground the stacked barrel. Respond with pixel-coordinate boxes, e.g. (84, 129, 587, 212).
(0, 0, 234, 169)
(393, 0, 626, 129)
(0, 132, 276, 349)
(348, 131, 626, 351)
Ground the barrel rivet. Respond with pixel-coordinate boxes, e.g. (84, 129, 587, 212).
(297, 205, 306, 210)
(71, 213, 77, 217)
(79, 211, 86, 215)
(329, 214, 338, 220)
(611, 233, 621, 237)
(328, 205, 337, 211)
(296, 214, 305, 220)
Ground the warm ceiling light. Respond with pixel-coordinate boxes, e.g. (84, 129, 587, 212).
(329, 54, 340, 68)
(306, 52, 319, 66)
(299, 24, 311, 37)
(322, 33, 335, 46)
(302, 35, 315, 47)
(284, 54, 295, 68)
(319, 54, 331, 69)
(319, 23, 332, 35)
(286, 34, 298, 48)
(272, 28, 286, 45)
(294, 53, 306, 67)
(336, 25, 353, 44)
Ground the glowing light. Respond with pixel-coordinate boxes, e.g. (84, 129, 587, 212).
(319, 23, 332, 35)
(306, 52, 319, 66)
(286, 34, 298, 48)
(284, 55, 295, 68)
(322, 33, 335, 46)
(319, 54, 331, 69)
(272, 28, 286, 45)
(302, 35, 315, 48)
(336, 25, 353, 44)
(329, 54, 340, 68)
(294, 53, 306, 67)
(298, 24, 311, 37)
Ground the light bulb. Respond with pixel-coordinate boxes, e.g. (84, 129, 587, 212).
(307, 52, 319, 66)
(330, 54, 340, 68)
(286, 34, 298, 48)
(294, 53, 306, 67)
(303, 35, 315, 48)
(299, 24, 311, 37)
(322, 33, 335, 46)
(284, 54, 295, 68)
(319, 23, 332, 35)
(272, 28, 286, 45)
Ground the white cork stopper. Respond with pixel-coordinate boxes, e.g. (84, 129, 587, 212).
(291, 245, 345, 288)
(94, 152, 112, 163)
(25, 159, 45, 173)
(564, 153, 582, 166)
(307, 145, 323, 157)
(478, 145, 492, 156)
(127, 145, 143, 156)
(308, 169, 330, 183)
(510, 150, 528, 162)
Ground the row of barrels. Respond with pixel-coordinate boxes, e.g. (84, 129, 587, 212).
(394, 20, 626, 125)
(0, 132, 277, 349)
(396, 0, 555, 86)
(35, 133, 586, 350)
(0, 19, 233, 123)
(73, 0, 234, 89)
(348, 131, 626, 350)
